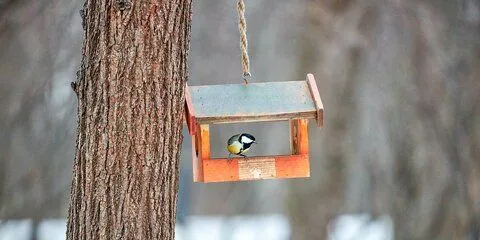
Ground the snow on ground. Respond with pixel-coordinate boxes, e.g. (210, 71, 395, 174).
(0, 220, 31, 240)
(0, 215, 290, 240)
(0, 213, 394, 240)
(328, 214, 394, 240)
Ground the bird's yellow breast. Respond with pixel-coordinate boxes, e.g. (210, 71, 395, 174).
(227, 141, 242, 154)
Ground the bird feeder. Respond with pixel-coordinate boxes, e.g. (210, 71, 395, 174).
(184, 73, 324, 183)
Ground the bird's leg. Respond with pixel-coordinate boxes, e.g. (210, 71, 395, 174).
(227, 153, 232, 159)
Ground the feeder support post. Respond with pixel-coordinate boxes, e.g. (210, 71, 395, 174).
(290, 119, 309, 155)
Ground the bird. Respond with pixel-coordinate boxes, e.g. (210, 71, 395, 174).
(226, 133, 257, 159)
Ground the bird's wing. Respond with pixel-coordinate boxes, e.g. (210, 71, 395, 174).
(227, 134, 241, 145)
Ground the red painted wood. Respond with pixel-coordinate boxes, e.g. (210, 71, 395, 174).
(200, 125, 210, 159)
(203, 159, 240, 182)
(297, 119, 309, 154)
(192, 132, 203, 182)
(200, 155, 310, 183)
(184, 83, 197, 135)
(275, 154, 310, 178)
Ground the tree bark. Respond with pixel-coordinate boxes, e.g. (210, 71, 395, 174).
(67, 0, 192, 239)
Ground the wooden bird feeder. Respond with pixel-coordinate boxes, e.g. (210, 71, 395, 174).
(184, 73, 324, 183)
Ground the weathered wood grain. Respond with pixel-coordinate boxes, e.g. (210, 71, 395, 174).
(201, 154, 310, 182)
(188, 80, 318, 124)
(306, 74, 324, 127)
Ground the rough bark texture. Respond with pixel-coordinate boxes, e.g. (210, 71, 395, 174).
(66, 0, 192, 239)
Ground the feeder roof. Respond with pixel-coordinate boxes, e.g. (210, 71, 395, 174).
(185, 75, 323, 125)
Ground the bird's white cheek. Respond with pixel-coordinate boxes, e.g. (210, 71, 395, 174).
(241, 136, 254, 143)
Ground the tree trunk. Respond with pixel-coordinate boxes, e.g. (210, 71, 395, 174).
(66, 1, 192, 239)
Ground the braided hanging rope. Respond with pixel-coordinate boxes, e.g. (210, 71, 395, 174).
(237, 0, 251, 84)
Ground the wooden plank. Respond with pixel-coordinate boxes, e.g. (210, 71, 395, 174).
(297, 119, 309, 154)
(192, 131, 203, 182)
(201, 155, 310, 183)
(198, 111, 316, 124)
(276, 154, 310, 178)
(192, 124, 209, 182)
(290, 119, 309, 154)
(238, 157, 276, 179)
(184, 83, 197, 135)
(203, 159, 239, 182)
(189, 81, 317, 124)
(290, 119, 298, 154)
(199, 124, 210, 159)
(306, 74, 324, 127)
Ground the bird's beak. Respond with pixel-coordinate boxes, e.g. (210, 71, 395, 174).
(253, 141, 257, 144)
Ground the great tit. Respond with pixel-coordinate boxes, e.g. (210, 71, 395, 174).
(227, 133, 257, 158)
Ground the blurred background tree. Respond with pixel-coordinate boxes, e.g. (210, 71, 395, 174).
(287, 0, 480, 239)
(1, 0, 479, 239)
(0, 0, 82, 238)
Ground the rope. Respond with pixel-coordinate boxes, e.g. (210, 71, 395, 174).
(237, 0, 251, 84)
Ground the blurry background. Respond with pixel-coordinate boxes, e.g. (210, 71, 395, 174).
(1, 0, 479, 239)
